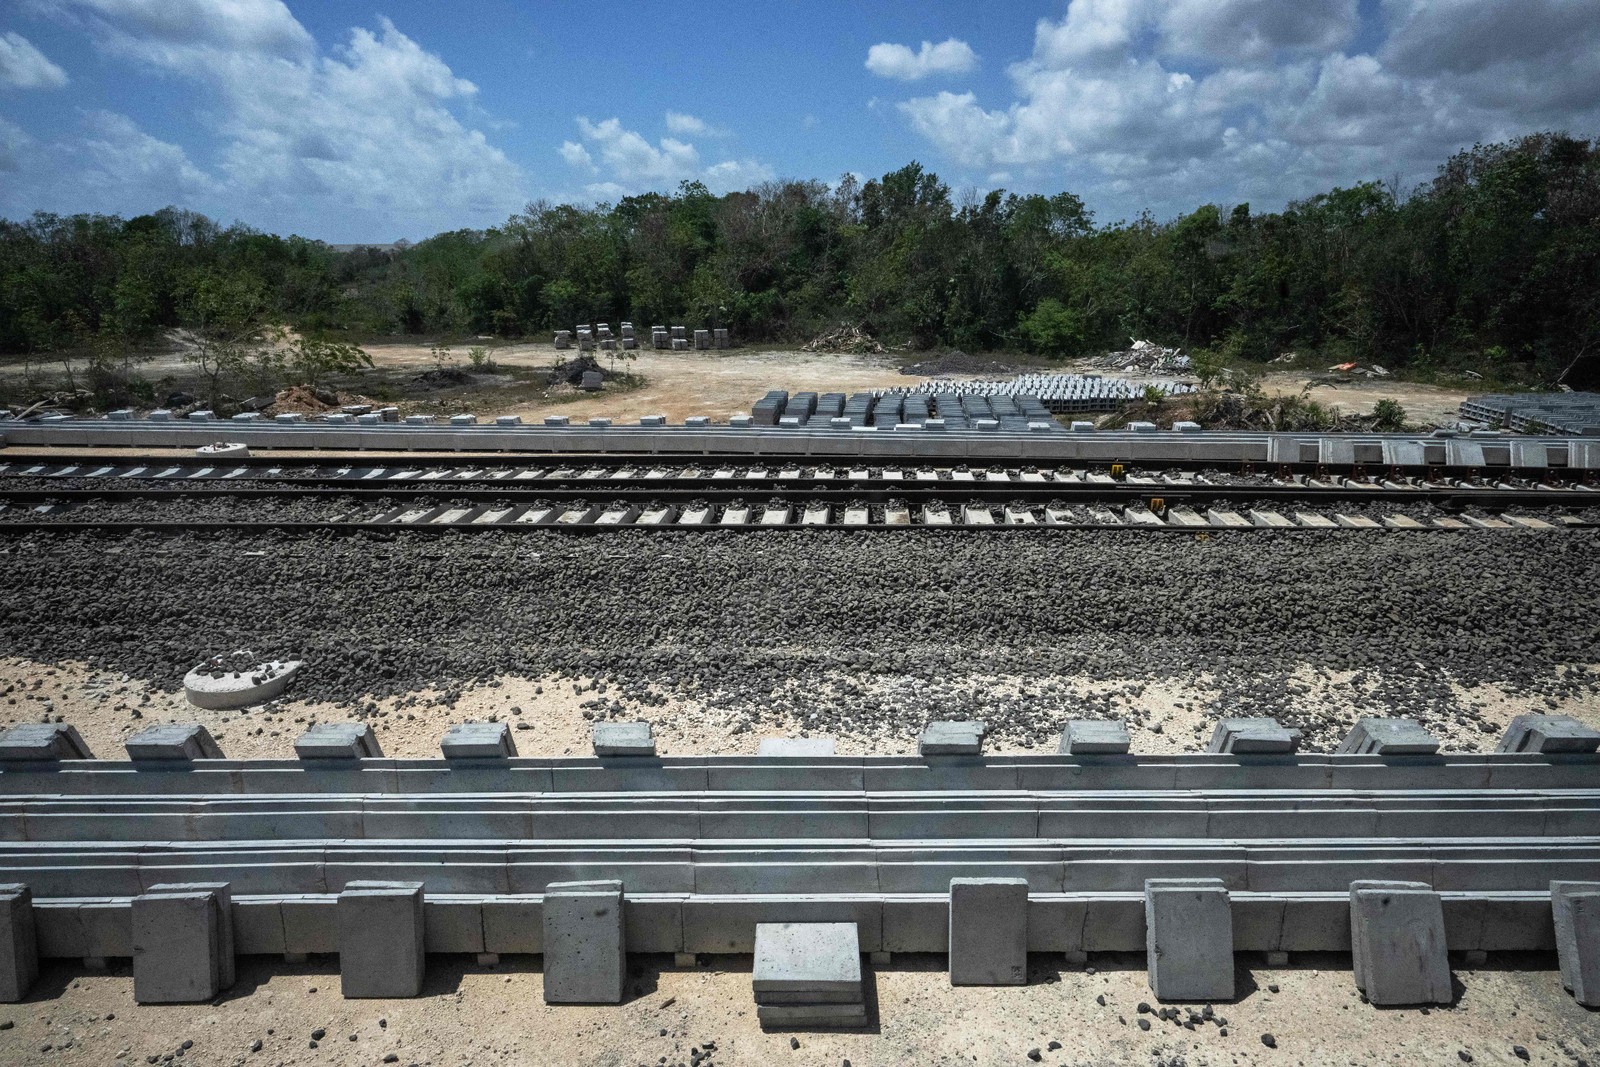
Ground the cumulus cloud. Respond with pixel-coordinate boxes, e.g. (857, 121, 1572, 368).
(560, 116, 774, 198)
(0, 109, 215, 217)
(664, 111, 730, 137)
(0, 31, 69, 88)
(865, 38, 978, 81)
(890, 0, 1600, 219)
(17, 0, 522, 238)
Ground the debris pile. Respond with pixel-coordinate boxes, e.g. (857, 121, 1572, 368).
(802, 322, 885, 355)
(1323, 362, 1391, 379)
(547, 354, 610, 386)
(1089, 339, 1191, 374)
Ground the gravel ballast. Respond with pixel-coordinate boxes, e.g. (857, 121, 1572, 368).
(0, 529, 1596, 751)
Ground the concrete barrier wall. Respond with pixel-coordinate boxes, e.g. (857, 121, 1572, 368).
(23, 890, 1559, 958)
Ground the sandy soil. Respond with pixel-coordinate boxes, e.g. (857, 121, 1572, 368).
(1255, 370, 1473, 426)
(0, 951, 1591, 1067)
(4, 656, 1596, 763)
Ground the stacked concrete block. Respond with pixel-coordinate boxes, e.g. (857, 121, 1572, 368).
(577, 329, 595, 352)
(149, 409, 172, 421)
(495, 415, 522, 426)
(1349, 881, 1451, 1005)
(554, 331, 572, 348)
(949, 879, 1027, 985)
(543, 881, 625, 1004)
(1497, 714, 1600, 753)
(1552, 881, 1600, 1006)
(544, 415, 570, 427)
(1145, 879, 1235, 1002)
(693, 329, 711, 350)
(753, 922, 865, 1027)
(441, 722, 517, 759)
(132, 882, 234, 1003)
(125, 723, 225, 760)
(599, 338, 617, 351)
(0, 722, 93, 761)
(651, 327, 669, 349)
(450, 413, 477, 425)
(714, 328, 730, 349)
(0, 883, 38, 1002)
(593, 722, 655, 757)
(1337, 718, 1440, 755)
(294, 722, 383, 759)
(338, 881, 425, 998)
(670, 326, 687, 342)
(919, 721, 985, 756)
(1059, 719, 1130, 754)
(109, 409, 133, 421)
(1208, 717, 1301, 754)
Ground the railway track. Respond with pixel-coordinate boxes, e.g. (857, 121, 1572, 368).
(1, 455, 1596, 532)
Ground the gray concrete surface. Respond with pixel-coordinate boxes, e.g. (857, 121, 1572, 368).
(920, 721, 986, 756)
(1208, 717, 1301, 754)
(1337, 718, 1440, 755)
(543, 880, 626, 1004)
(1498, 715, 1600, 754)
(949, 878, 1027, 985)
(1059, 720, 1130, 754)
(0, 723, 92, 761)
(757, 738, 838, 756)
(294, 722, 382, 759)
(337, 881, 425, 998)
(131, 883, 232, 1004)
(124, 723, 225, 760)
(1144, 878, 1235, 1002)
(592, 722, 655, 757)
(441, 722, 517, 759)
(1351, 884, 1452, 1005)
(1552, 881, 1600, 1007)
(0, 882, 37, 1002)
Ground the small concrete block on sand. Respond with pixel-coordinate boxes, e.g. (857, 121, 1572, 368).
(441, 721, 517, 758)
(0, 884, 38, 1002)
(949, 878, 1027, 985)
(920, 720, 985, 756)
(1497, 714, 1600, 753)
(294, 722, 382, 759)
(1350, 883, 1451, 1005)
(1207, 717, 1301, 754)
(125, 723, 224, 760)
(1336, 717, 1440, 755)
(1552, 882, 1600, 1005)
(593, 721, 655, 757)
(1059, 719, 1130, 755)
(1145, 879, 1235, 1002)
(338, 881, 425, 998)
(754, 922, 861, 999)
(0, 722, 93, 761)
(132, 883, 234, 1003)
(757, 738, 837, 756)
(543, 881, 626, 1004)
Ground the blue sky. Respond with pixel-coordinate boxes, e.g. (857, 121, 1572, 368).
(2, 0, 1597, 242)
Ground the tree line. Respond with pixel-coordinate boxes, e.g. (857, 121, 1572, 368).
(2, 131, 1596, 385)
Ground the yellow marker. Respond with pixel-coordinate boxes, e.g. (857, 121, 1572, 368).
(1110, 463, 1125, 478)
(1149, 497, 1166, 513)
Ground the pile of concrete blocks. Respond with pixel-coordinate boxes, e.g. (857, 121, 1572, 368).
(1337, 718, 1440, 755)
(1498, 714, 1600, 753)
(1208, 717, 1301, 753)
(576, 328, 594, 352)
(620, 322, 637, 350)
(651, 326, 669, 349)
(919, 720, 985, 755)
(0, 722, 93, 761)
(693, 329, 711, 351)
(714, 328, 730, 349)
(753, 922, 865, 1028)
(1058, 719, 1131, 754)
(554, 330, 572, 349)
(293, 722, 382, 759)
(670, 326, 689, 351)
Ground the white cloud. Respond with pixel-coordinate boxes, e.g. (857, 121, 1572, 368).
(889, 0, 1600, 220)
(865, 38, 978, 81)
(0, 31, 69, 89)
(665, 111, 730, 138)
(560, 116, 775, 198)
(0, 116, 33, 171)
(0, 109, 215, 217)
(27, 1, 523, 238)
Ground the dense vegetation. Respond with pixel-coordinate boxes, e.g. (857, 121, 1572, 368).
(2, 132, 1597, 385)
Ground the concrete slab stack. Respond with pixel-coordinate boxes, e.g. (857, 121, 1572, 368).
(714, 328, 730, 349)
(543, 881, 625, 1004)
(132, 882, 234, 1003)
(593, 722, 655, 756)
(1144, 879, 1234, 1002)
(294, 722, 382, 759)
(1337, 718, 1440, 755)
(554, 331, 572, 349)
(694, 329, 711, 350)
(0, 723, 93, 761)
(1552, 881, 1600, 1006)
(1058, 719, 1130, 754)
(0, 883, 38, 1002)
(125, 723, 225, 760)
(753, 921, 865, 1027)
(1208, 717, 1301, 754)
(949, 879, 1027, 985)
(1349, 881, 1451, 1005)
(919, 721, 985, 756)
(1498, 715, 1600, 753)
(338, 881, 425, 998)
(441, 722, 517, 759)
(651, 326, 668, 349)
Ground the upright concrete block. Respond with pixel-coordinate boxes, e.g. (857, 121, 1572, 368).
(949, 878, 1027, 985)
(1144, 879, 1235, 1002)
(1207, 717, 1301, 754)
(0, 884, 38, 1002)
(920, 721, 985, 756)
(1059, 719, 1130, 754)
(294, 722, 383, 759)
(1336, 718, 1439, 755)
(1552, 882, 1600, 1005)
(0, 722, 93, 760)
(125, 723, 225, 760)
(1350, 883, 1451, 1005)
(592, 722, 655, 757)
(1349, 881, 1431, 991)
(757, 737, 837, 756)
(338, 881, 425, 998)
(1497, 715, 1600, 753)
(132, 883, 234, 1003)
(543, 880, 625, 1004)
(441, 721, 517, 758)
